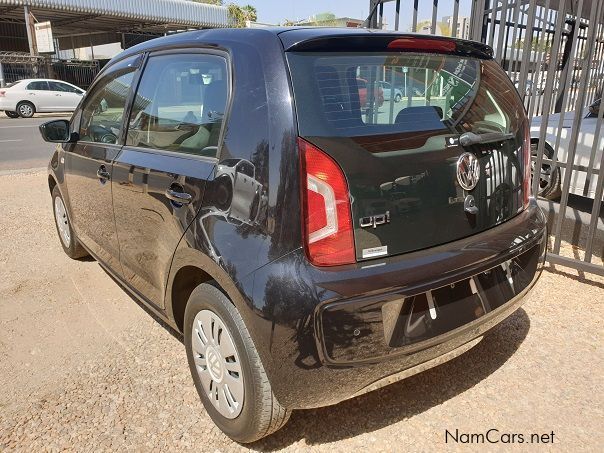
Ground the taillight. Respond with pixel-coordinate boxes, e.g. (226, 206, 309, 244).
(298, 137, 355, 266)
(0, 91, 5, 97)
(387, 37, 456, 53)
(523, 122, 531, 208)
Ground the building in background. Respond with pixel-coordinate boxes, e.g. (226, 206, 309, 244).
(442, 15, 470, 39)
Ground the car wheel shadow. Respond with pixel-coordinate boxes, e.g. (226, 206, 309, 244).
(251, 308, 530, 450)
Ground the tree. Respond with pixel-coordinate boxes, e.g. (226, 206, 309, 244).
(228, 3, 257, 27)
(194, 0, 224, 5)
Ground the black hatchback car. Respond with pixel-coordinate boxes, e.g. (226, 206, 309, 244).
(41, 28, 547, 442)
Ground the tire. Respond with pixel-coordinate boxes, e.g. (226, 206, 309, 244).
(531, 139, 561, 200)
(184, 284, 290, 443)
(17, 101, 35, 118)
(394, 93, 402, 103)
(51, 185, 89, 259)
(5, 111, 19, 119)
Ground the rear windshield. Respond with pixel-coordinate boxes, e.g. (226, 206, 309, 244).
(286, 52, 523, 140)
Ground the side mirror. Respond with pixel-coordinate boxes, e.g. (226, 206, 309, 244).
(39, 119, 78, 143)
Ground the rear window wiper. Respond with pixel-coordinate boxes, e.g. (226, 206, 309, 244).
(459, 131, 515, 147)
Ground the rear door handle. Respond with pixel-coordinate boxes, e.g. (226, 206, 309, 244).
(165, 185, 192, 205)
(97, 165, 110, 181)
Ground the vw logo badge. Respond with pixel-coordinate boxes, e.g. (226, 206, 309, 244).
(456, 152, 480, 191)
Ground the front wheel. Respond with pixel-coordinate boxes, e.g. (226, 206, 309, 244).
(51, 185, 89, 259)
(4, 111, 19, 119)
(184, 284, 290, 443)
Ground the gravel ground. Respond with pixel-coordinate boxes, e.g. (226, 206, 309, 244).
(0, 170, 602, 452)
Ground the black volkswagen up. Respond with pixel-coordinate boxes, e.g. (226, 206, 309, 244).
(41, 28, 547, 442)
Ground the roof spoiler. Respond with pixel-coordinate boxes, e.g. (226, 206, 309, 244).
(283, 34, 494, 60)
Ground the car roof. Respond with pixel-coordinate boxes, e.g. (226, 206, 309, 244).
(115, 27, 492, 65)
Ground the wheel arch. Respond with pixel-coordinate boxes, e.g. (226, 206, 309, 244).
(165, 247, 254, 333)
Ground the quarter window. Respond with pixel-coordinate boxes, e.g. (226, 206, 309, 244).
(78, 57, 138, 144)
(126, 53, 229, 158)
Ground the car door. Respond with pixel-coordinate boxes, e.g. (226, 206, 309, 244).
(25, 80, 54, 111)
(63, 55, 141, 272)
(48, 81, 84, 111)
(112, 51, 229, 307)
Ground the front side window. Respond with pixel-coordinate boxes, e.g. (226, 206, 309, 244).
(78, 57, 138, 144)
(27, 81, 49, 90)
(49, 81, 82, 94)
(126, 53, 229, 158)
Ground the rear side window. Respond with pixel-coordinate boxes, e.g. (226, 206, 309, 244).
(287, 52, 522, 140)
(126, 53, 229, 158)
(26, 81, 49, 90)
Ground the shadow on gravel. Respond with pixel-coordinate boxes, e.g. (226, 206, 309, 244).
(252, 308, 530, 451)
(543, 264, 604, 290)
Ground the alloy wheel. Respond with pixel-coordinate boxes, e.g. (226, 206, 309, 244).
(18, 104, 33, 117)
(191, 309, 244, 419)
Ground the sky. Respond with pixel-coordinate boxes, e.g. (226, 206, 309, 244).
(228, 0, 473, 30)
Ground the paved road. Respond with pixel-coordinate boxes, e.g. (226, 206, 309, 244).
(0, 113, 69, 172)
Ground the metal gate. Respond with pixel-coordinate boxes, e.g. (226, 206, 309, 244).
(0, 52, 100, 89)
(367, 0, 604, 276)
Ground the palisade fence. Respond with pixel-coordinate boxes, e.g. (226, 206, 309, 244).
(0, 52, 100, 89)
(367, 0, 604, 276)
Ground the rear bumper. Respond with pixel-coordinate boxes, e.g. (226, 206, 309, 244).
(247, 201, 547, 409)
(0, 99, 17, 111)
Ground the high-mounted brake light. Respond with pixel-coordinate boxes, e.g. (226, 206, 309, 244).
(387, 37, 456, 53)
(523, 123, 531, 208)
(298, 137, 355, 266)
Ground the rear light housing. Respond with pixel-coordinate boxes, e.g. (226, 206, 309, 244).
(522, 121, 532, 208)
(298, 137, 355, 266)
(387, 37, 457, 53)
(0, 91, 5, 97)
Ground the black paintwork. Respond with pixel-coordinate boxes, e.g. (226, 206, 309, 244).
(45, 28, 547, 410)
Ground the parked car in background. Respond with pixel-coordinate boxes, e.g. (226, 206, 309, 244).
(530, 105, 603, 199)
(40, 28, 546, 443)
(0, 79, 84, 118)
(514, 79, 544, 97)
(378, 80, 403, 102)
(356, 77, 384, 109)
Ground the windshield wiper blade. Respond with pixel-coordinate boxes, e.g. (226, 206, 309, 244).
(459, 131, 515, 147)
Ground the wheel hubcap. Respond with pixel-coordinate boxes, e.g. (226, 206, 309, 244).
(191, 309, 244, 419)
(19, 105, 32, 116)
(54, 196, 71, 247)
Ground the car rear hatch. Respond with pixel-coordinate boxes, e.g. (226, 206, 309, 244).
(284, 32, 530, 262)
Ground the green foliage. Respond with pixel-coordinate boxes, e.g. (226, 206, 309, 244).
(514, 38, 552, 52)
(228, 3, 257, 27)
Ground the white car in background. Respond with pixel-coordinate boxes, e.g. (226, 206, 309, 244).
(378, 81, 403, 103)
(530, 106, 603, 199)
(0, 79, 85, 118)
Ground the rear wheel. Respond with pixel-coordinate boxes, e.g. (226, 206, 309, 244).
(394, 93, 402, 103)
(4, 111, 19, 118)
(51, 185, 89, 259)
(531, 139, 561, 200)
(184, 283, 290, 443)
(17, 101, 35, 118)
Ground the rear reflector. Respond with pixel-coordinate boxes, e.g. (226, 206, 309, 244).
(298, 137, 355, 266)
(387, 37, 456, 53)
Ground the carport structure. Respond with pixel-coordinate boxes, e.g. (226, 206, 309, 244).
(0, 0, 230, 53)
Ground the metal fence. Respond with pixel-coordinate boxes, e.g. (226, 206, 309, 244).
(0, 52, 100, 89)
(367, 0, 603, 276)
